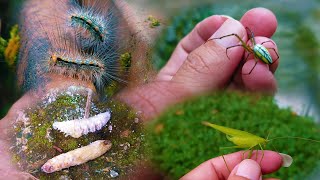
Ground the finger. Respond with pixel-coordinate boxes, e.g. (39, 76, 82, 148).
(171, 18, 247, 93)
(240, 7, 278, 37)
(227, 159, 261, 180)
(180, 150, 282, 180)
(157, 15, 229, 81)
(242, 60, 277, 94)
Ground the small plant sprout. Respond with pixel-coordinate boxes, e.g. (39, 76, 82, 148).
(212, 27, 279, 74)
(202, 121, 320, 172)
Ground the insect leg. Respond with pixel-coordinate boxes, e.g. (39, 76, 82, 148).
(209, 33, 251, 52)
(242, 57, 258, 75)
(267, 48, 280, 63)
(243, 52, 251, 62)
(219, 146, 244, 149)
(242, 150, 247, 160)
(258, 143, 264, 165)
(261, 40, 275, 46)
(225, 44, 245, 60)
(241, 147, 254, 160)
(247, 148, 254, 159)
(222, 154, 231, 173)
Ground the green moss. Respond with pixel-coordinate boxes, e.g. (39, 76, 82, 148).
(104, 81, 119, 97)
(119, 52, 132, 72)
(147, 15, 161, 28)
(147, 91, 320, 179)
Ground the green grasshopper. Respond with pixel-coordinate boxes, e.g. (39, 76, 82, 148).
(202, 121, 319, 172)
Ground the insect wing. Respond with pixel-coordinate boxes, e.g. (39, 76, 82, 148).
(202, 122, 266, 146)
(203, 121, 256, 137)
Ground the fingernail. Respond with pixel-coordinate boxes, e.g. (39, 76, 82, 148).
(219, 15, 235, 20)
(236, 159, 262, 180)
(279, 153, 293, 167)
(211, 18, 245, 47)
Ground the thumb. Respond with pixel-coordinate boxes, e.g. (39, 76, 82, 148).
(171, 18, 247, 93)
(228, 159, 262, 180)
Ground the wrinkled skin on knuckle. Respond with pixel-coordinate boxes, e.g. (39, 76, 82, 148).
(184, 41, 224, 75)
(185, 52, 211, 74)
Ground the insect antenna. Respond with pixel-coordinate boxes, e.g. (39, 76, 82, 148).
(268, 136, 320, 143)
(266, 129, 272, 140)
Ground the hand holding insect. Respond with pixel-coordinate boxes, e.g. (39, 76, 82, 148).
(181, 151, 283, 180)
(180, 122, 294, 180)
(202, 122, 293, 167)
(120, 8, 280, 120)
(212, 26, 279, 75)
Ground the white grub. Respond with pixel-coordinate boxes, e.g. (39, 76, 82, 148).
(41, 140, 112, 173)
(53, 111, 111, 138)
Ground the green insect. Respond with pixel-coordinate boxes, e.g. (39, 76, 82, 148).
(212, 27, 279, 74)
(202, 121, 319, 172)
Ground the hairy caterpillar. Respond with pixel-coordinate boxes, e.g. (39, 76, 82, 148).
(18, 0, 130, 94)
(52, 111, 111, 138)
(68, 0, 119, 45)
(41, 140, 112, 173)
(45, 0, 123, 47)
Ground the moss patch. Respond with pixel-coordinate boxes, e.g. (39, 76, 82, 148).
(13, 91, 146, 179)
(147, 91, 320, 179)
(147, 15, 161, 28)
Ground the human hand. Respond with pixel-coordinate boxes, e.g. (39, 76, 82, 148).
(181, 150, 283, 180)
(118, 7, 279, 120)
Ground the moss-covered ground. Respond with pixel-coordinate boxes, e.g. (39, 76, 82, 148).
(147, 91, 320, 179)
(13, 91, 146, 179)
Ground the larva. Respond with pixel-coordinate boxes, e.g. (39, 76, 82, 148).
(43, 0, 124, 50)
(18, 0, 129, 93)
(41, 140, 112, 173)
(68, 0, 118, 44)
(53, 111, 111, 138)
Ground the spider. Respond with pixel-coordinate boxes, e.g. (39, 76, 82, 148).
(211, 27, 279, 75)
